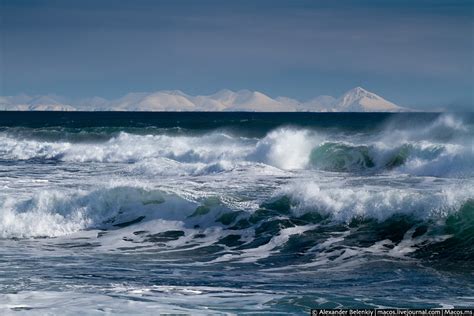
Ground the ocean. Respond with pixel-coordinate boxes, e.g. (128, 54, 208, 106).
(0, 112, 473, 314)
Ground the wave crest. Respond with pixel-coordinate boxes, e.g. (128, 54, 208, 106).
(0, 186, 200, 238)
(277, 181, 473, 223)
(0, 114, 472, 177)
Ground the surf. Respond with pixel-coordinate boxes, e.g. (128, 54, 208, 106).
(1, 114, 472, 178)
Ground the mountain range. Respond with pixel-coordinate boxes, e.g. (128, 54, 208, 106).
(0, 87, 411, 112)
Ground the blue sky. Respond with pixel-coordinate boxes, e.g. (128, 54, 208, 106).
(1, 0, 473, 110)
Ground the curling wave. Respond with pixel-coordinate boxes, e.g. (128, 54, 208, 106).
(1, 181, 472, 265)
(1, 122, 472, 177)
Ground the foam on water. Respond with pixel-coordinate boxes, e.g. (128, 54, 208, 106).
(1, 177, 472, 266)
(0, 132, 254, 164)
(1, 113, 473, 312)
(0, 114, 472, 242)
(0, 114, 472, 177)
(0, 185, 201, 238)
(252, 128, 320, 170)
(0, 286, 281, 315)
(277, 181, 473, 222)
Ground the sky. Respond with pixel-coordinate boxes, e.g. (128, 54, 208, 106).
(0, 0, 473, 110)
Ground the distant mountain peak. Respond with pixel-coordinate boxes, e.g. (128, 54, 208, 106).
(341, 86, 376, 100)
(334, 87, 403, 112)
(160, 90, 188, 97)
(348, 86, 368, 94)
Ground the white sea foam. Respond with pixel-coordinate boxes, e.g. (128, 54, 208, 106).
(0, 191, 89, 238)
(0, 286, 279, 315)
(0, 132, 253, 163)
(278, 180, 473, 223)
(395, 143, 473, 177)
(0, 185, 202, 238)
(1, 114, 472, 239)
(0, 114, 472, 177)
(251, 128, 320, 169)
(2, 175, 471, 239)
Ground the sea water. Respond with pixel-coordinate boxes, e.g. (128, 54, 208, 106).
(0, 112, 473, 314)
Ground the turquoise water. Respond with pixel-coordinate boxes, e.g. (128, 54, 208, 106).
(0, 112, 473, 314)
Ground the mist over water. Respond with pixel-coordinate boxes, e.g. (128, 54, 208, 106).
(0, 112, 473, 314)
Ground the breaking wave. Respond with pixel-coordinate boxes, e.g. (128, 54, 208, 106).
(308, 141, 472, 176)
(0, 185, 203, 238)
(1, 181, 472, 265)
(0, 113, 472, 266)
(2, 112, 473, 314)
(0, 114, 472, 177)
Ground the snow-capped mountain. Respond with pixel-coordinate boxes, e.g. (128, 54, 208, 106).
(0, 87, 411, 112)
(0, 94, 75, 111)
(114, 91, 196, 111)
(331, 87, 406, 112)
(215, 90, 291, 112)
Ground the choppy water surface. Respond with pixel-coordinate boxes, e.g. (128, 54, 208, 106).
(0, 112, 473, 314)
